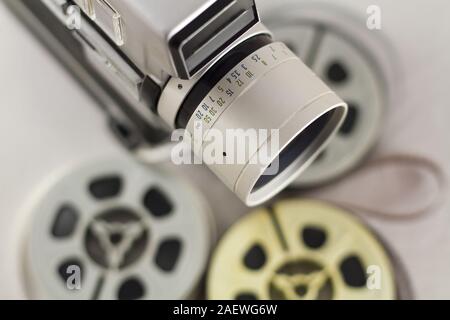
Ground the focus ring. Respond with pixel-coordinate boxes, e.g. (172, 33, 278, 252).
(175, 35, 273, 129)
(185, 41, 298, 140)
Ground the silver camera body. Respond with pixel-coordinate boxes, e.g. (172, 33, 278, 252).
(7, 0, 347, 205)
(70, 0, 261, 81)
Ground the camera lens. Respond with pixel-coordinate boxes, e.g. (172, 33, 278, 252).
(160, 35, 347, 206)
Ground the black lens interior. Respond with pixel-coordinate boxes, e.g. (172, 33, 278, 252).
(252, 110, 334, 192)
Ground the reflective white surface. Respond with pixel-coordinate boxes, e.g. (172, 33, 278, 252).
(1, 0, 450, 299)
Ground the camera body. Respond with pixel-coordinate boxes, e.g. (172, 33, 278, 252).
(12, 0, 267, 135)
(7, 0, 347, 205)
(71, 0, 260, 81)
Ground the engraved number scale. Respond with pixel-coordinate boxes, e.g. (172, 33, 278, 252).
(186, 43, 298, 139)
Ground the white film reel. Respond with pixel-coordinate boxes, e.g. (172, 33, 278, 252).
(24, 156, 215, 300)
(261, 3, 396, 186)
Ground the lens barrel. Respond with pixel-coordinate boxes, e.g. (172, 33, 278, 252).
(160, 35, 347, 206)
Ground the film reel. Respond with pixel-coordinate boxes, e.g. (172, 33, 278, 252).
(207, 200, 403, 300)
(24, 156, 214, 300)
(262, 4, 393, 186)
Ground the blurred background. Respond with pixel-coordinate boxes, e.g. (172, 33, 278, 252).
(0, 0, 449, 300)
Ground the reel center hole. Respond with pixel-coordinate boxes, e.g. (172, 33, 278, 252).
(269, 259, 334, 300)
(84, 208, 149, 270)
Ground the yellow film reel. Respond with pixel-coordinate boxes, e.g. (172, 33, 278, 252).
(207, 200, 397, 300)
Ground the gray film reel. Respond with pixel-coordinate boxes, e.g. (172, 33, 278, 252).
(24, 156, 214, 300)
(263, 4, 394, 186)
